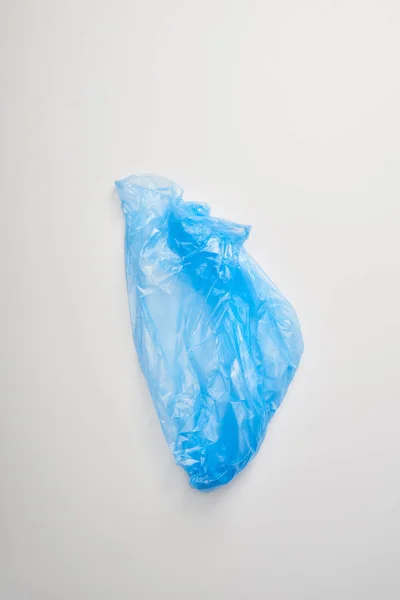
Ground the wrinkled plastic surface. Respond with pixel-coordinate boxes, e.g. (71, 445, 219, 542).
(116, 174, 303, 490)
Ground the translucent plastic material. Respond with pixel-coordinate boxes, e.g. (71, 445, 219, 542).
(116, 174, 303, 490)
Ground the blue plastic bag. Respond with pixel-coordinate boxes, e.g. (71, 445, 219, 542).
(116, 174, 303, 490)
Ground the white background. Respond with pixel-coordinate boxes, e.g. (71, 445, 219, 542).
(1, 1, 400, 598)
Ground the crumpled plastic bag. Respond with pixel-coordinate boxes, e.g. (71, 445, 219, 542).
(115, 174, 303, 490)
